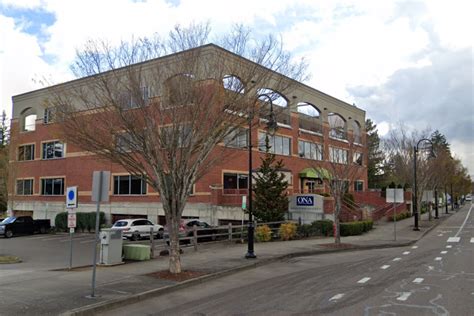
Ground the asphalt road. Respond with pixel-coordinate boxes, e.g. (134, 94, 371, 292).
(101, 203, 474, 316)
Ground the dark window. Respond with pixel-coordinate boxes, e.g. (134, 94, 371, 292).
(223, 173, 248, 190)
(354, 181, 363, 192)
(43, 107, 56, 124)
(353, 152, 363, 166)
(16, 179, 33, 195)
(18, 144, 35, 161)
(113, 175, 147, 195)
(41, 178, 64, 196)
(42, 141, 64, 159)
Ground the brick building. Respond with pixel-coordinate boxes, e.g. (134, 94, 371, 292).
(9, 44, 367, 225)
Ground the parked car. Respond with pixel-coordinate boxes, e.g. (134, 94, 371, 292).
(111, 218, 164, 241)
(0, 216, 51, 238)
(184, 220, 218, 242)
(465, 194, 472, 201)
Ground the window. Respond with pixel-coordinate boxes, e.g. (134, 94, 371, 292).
(42, 141, 65, 159)
(43, 107, 56, 124)
(258, 132, 291, 156)
(353, 152, 363, 165)
(16, 179, 33, 195)
(224, 128, 248, 148)
(352, 120, 361, 144)
(328, 113, 346, 140)
(120, 86, 150, 109)
(18, 144, 35, 161)
(116, 132, 135, 152)
(113, 175, 147, 195)
(161, 125, 191, 148)
(298, 140, 323, 160)
(41, 178, 64, 195)
(223, 173, 248, 190)
(297, 102, 322, 134)
(329, 147, 348, 164)
(354, 180, 364, 192)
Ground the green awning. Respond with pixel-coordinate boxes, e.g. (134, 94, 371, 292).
(299, 167, 331, 179)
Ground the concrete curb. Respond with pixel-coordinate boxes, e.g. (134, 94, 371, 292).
(64, 212, 453, 316)
(63, 240, 417, 316)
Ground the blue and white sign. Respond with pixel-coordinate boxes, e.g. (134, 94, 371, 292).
(66, 186, 78, 209)
(296, 195, 314, 206)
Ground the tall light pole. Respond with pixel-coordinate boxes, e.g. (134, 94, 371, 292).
(413, 138, 436, 231)
(245, 93, 277, 259)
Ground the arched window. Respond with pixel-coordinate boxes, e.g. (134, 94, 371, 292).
(297, 102, 322, 134)
(328, 113, 346, 140)
(222, 75, 244, 93)
(20, 107, 37, 132)
(352, 120, 361, 144)
(257, 88, 290, 125)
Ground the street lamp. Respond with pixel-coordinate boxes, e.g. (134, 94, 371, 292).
(413, 138, 436, 231)
(245, 93, 277, 259)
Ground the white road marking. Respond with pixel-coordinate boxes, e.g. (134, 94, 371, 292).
(470, 238, 474, 243)
(454, 204, 473, 237)
(411, 246, 418, 249)
(380, 265, 390, 270)
(413, 278, 424, 284)
(435, 257, 443, 261)
(427, 266, 434, 271)
(446, 245, 452, 248)
(403, 251, 410, 255)
(329, 293, 345, 301)
(447, 237, 460, 243)
(80, 239, 96, 244)
(357, 277, 371, 284)
(438, 234, 443, 237)
(397, 292, 412, 301)
(393, 257, 402, 261)
(440, 251, 448, 254)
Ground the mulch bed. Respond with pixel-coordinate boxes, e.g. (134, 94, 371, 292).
(319, 243, 355, 249)
(147, 270, 207, 282)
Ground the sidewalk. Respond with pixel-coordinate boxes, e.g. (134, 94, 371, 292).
(0, 207, 458, 316)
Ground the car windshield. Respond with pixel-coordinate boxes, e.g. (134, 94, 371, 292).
(1, 217, 16, 225)
(113, 221, 128, 227)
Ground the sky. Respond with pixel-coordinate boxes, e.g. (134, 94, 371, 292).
(0, 0, 472, 177)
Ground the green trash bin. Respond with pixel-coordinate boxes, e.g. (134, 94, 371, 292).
(123, 244, 151, 261)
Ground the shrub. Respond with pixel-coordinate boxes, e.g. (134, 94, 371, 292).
(312, 219, 334, 236)
(387, 212, 410, 221)
(255, 225, 272, 242)
(340, 220, 374, 236)
(279, 222, 297, 241)
(54, 211, 105, 232)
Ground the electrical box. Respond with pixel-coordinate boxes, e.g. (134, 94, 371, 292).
(99, 228, 123, 265)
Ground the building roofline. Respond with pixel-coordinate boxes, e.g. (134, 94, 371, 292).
(12, 43, 365, 114)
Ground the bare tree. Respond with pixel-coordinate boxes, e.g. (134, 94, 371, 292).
(47, 24, 307, 273)
(384, 125, 436, 223)
(0, 111, 9, 214)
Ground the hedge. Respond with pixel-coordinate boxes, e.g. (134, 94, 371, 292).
(340, 220, 373, 236)
(55, 211, 105, 232)
(387, 212, 410, 222)
(297, 219, 334, 238)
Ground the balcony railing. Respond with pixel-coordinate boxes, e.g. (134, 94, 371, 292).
(298, 114, 323, 134)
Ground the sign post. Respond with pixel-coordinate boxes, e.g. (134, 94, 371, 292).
(66, 186, 78, 270)
(89, 171, 110, 298)
(386, 188, 404, 241)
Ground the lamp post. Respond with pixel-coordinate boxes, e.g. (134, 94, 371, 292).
(444, 185, 449, 214)
(413, 138, 436, 231)
(245, 93, 277, 259)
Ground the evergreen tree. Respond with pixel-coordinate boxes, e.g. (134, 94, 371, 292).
(430, 130, 450, 154)
(0, 110, 9, 212)
(252, 137, 289, 222)
(366, 118, 385, 188)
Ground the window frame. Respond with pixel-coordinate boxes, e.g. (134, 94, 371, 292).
(41, 140, 65, 160)
(329, 146, 348, 164)
(298, 140, 323, 160)
(18, 144, 35, 161)
(258, 132, 292, 156)
(223, 172, 249, 191)
(354, 180, 364, 192)
(40, 177, 65, 196)
(113, 175, 147, 195)
(16, 178, 34, 195)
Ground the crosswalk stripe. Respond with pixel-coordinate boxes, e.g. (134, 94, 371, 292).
(413, 278, 424, 284)
(447, 237, 460, 243)
(397, 292, 411, 301)
(357, 277, 371, 284)
(470, 238, 474, 243)
(329, 293, 344, 301)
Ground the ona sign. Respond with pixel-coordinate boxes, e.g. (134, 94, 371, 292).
(296, 196, 314, 206)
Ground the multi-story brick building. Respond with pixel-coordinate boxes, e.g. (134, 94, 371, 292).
(9, 44, 367, 225)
